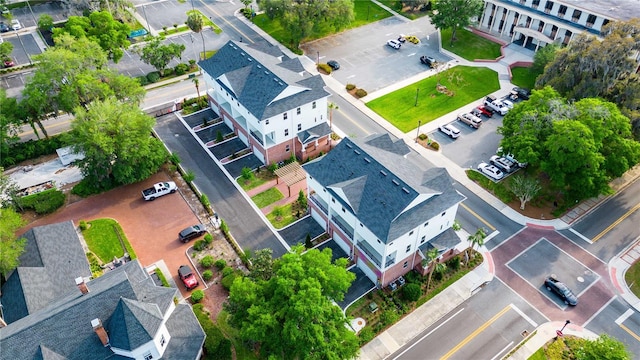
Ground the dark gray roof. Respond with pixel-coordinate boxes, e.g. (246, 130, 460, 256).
(558, 0, 640, 21)
(161, 305, 206, 359)
(0, 221, 91, 324)
(418, 228, 461, 254)
(303, 135, 464, 243)
(0, 259, 204, 360)
(198, 40, 329, 120)
(297, 122, 332, 144)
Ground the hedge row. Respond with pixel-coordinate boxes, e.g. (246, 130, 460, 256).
(192, 304, 232, 360)
(2, 133, 73, 168)
(17, 188, 66, 214)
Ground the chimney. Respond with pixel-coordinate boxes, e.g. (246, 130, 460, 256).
(75, 277, 89, 295)
(91, 318, 110, 347)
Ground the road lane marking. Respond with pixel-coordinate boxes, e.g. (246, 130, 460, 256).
(620, 324, 640, 342)
(569, 227, 593, 244)
(439, 305, 511, 360)
(510, 304, 538, 327)
(336, 108, 372, 135)
(490, 341, 513, 360)
(389, 307, 465, 360)
(616, 309, 635, 325)
(460, 202, 496, 231)
(583, 295, 617, 328)
(592, 202, 640, 242)
(198, 0, 254, 43)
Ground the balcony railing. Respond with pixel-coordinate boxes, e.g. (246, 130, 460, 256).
(310, 195, 328, 214)
(250, 130, 264, 145)
(331, 215, 354, 239)
(356, 242, 382, 268)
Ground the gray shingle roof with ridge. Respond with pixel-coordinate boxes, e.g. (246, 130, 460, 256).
(303, 134, 464, 243)
(108, 298, 163, 351)
(198, 40, 329, 120)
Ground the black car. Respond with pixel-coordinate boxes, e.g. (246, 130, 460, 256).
(178, 224, 206, 242)
(0, 22, 9, 33)
(512, 86, 531, 100)
(420, 55, 436, 68)
(327, 60, 340, 71)
(544, 276, 578, 305)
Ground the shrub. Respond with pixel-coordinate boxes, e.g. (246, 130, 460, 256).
(355, 88, 368, 98)
(446, 256, 461, 271)
(401, 283, 422, 302)
(202, 270, 213, 281)
(183, 169, 195, 183)
(2, 133, 73, 168)
(216, 130, 223, 143)
(136, 75, 149, 86)
(194, 239, 207, 251)
(200, 255, 215, 268)
(241, 167, 253, 180)
(317, 63, 332, 73)
(358, 327, 375, 346)
(379, 309, 399, 326)
(155, 269, 170, 287)
(200, 194, 210, 208)
(214, 259, 227, 270)
(418, 133, 428, 141)
(192, 304, 232, 360)
(221, 266, 234, 277)
(430, 141, 440, 150)
(221, 271, 238, 290)
(220, 220, 229, 237)
(346, 83, 356, 91)
(79, 220, 88, 231)
(17, 188, 66, 214)
(174, 63, 189, 75)
(147, 72, 160, 83)
(191, 289, 204, 303)
(204, 233, 213, 244)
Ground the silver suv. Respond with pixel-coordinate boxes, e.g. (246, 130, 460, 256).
(457, 113, 482, 129)
(490, 155, 516, 173)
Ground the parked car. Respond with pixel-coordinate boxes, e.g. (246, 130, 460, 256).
(178, 265, 199, 290)
(502, 99, 515, 109)
(490, 155, 516, 173)
(396, 35, 406, 43)
(0, 22, 9, 33)
(439, 124, 460, 139)
(3, 57, 14, 68)
(179, 224, 207, 243)
(10, 19, 21, 31)
(141, 181, 177, 201)
(457, 112, 482, 129)
(484, 95, 509, 116)
(496, 147, 527, 168)
(477, 162, 504, 180)
(512, 86, 531, 100)
(387, 39, 402, 49)
(472, 105, 493, 118)
(544, 276, 578, 306)
(402, 34, 420, 44)
(327, 60, 340, 71)
(420, 55, 436, 68)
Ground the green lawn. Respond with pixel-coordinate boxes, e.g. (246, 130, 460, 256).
(267, 203, 296, 229)
(367, 66, 500, 132)
(528, 348, 547, 360)
(82, 218, 137, 263)
(511, 66, 540, 90)
(376, 0, 430, 19)
(251, 187, 284, 208)
(351, 1, 393, 27)
(237, 169, 276, 191)
(625, 259, 640, 298)
(441, 28, 502, 61)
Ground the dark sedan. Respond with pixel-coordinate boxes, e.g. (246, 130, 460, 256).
(178, 224, 206, 242)
(420, 55, 436, 68)
(512, 86, 531, 100)
(0, 22, 9, 33)
(544, 276, 578, 306)
(327, 60, 340, 71)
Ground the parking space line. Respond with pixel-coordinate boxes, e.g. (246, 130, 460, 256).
(198, 0, 254, 43)
(459, 202, 496, 231)
(592, 202, 640, 242)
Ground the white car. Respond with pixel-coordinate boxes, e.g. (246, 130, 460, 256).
(478, 162, 504, 180)
(490, 155, 516, 173)
(502, 99, 514, 109)
(387, 39, 402, 49)
(10, 19, 21, 30)
(439, 124, 460, 139)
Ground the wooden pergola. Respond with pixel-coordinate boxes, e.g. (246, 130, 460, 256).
(274, 162, 306, 197)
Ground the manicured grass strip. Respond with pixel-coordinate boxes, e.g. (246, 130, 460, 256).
(82, 218, 137, 263)
(625, 259, 640, 298)
(238, 176, 267, 191)
(366, 66, 499, 132)
(251, 188, 284, 208)
(528, 348, 546, 360)
(511, 66, 540, 90)
(441, 28, 502, 61)
(267, 203, 296, 229)
(351, 1, 392, 27)
(187, 10, 222, 34)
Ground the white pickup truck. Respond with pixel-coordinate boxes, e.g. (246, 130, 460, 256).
(142, 181, 177, 201)
(484, 95, 509, 116)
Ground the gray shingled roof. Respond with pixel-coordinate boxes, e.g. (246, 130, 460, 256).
(303, 135, 464, 243)
(108, 298, 163, 351)
(198, 40, 329, 120)
(0, 221, 91, 324)
(297, 122, 331, 144)
(0, 259, 204, 360)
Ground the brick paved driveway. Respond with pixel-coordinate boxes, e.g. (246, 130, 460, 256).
(19, 172, 203, 299)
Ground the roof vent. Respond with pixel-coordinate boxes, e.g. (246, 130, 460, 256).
(346, 143, 353, 148)
(364, 158, 371, 163)
(264, 70, 269, 75)
(402, 187, 410, 194)
(257, 64, 262, 68)
(392, 179, 400, 186)
(354, 150, 361, 155)
(240, 52, 245, 56)
(380, 170, 387, 176)
(248, 58, 253, 62)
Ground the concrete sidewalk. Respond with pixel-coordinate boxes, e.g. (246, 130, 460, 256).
(507, 321, 598, 360)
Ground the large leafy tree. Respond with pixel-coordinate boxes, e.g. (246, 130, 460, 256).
(186, 12, 205, 61)
(575, 334, 630, 360)
(71, 97, 166, 190)
(53, 11, 130, 63)
(0, 41, 13, 59)
(430, 0, 484, 46)
(537, 19, 640, 138)
(0, 89, 21, 157)
(499, 87, 640, 200)
(0, 208, 26, 277)
(259, 0, 354, 48)
(225, 245, 359, 359)
(135, 36, 185, 76)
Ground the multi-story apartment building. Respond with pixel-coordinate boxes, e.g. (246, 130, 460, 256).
(199, 40, 332, 165)
(303, 134, 465, 287)
(478, 0, 640, 50)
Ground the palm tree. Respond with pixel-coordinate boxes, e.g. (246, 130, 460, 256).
(186, 13, 205, 61)
(466, 228, 487, 264)
(423, 248, 446, 292)
(328, 102, 338, 131)
(192, 77, 200, 98)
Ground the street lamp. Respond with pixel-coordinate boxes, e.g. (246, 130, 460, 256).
(414, 87, 420, 106)
(555, 320, 571, 339)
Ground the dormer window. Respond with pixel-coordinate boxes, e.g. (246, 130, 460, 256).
(297, 107, 301, 115)
(283, 113, 288, 120)
(312, 101, 316, 109)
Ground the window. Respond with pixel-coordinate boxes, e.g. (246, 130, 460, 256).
(342, 207, 345, 213)
(545, 1, 553, 12)
(144, 353, 153, 360)
(360, 223, 363, 227)
(532, 0, 539, 7)
(572, 9, 582, 21)
(266, 119, 269, 125)
(441, 212, 446, 216)
(558, 5, 567, 16)
(403, 261, 408, 268)
(420, 236, 426, 244)
(312, 101, 316, 109)
(297, 123, 302, 131)
(331, 198, 335, 203)
(283, 113, 288, 120)
(285, 145, 290, 152)
(297, 107, 301, 115)
(424, 222, 429, 227)
(160, 335, 166, 347)
(586, 14, 596, 27)
(284, 129, 289, 136)
(409, 231, 414, 236)
(406, 245, 411, 253)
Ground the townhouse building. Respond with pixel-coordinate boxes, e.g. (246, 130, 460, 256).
(303, 134, 465, 287)
(198, 40, 332, 165)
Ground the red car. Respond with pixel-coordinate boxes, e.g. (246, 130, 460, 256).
(473, 105, 493, 118)
(178, 265, 199, 290)
(3, 58, 14, 68)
